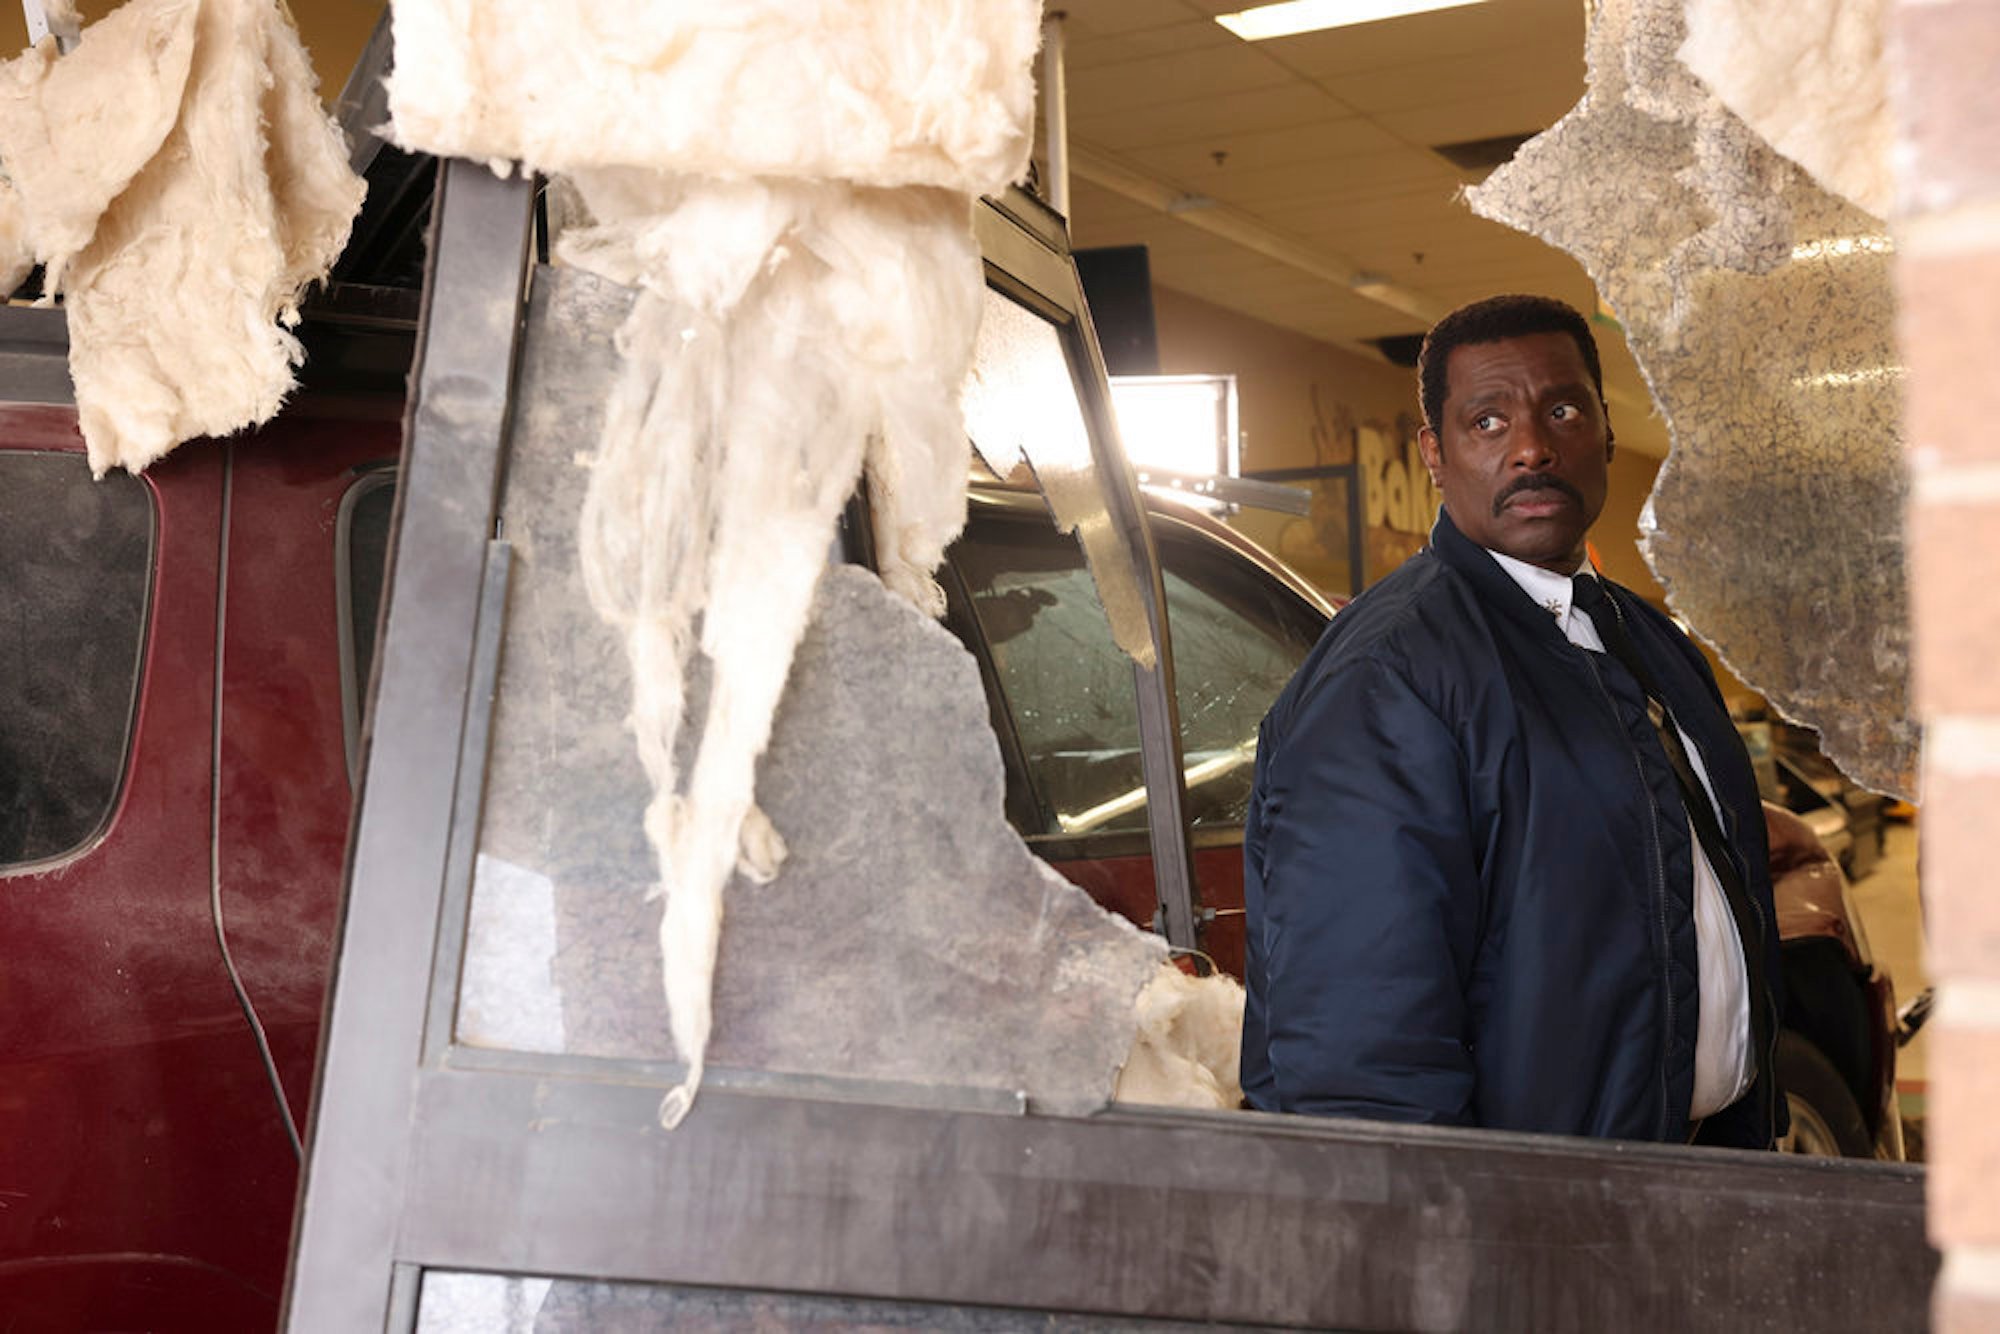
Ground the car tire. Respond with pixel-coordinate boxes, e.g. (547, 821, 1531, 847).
(1776, 1029, 1874, 1158)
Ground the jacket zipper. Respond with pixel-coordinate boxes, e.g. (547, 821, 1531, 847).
(1580, 648, 1676, 1141)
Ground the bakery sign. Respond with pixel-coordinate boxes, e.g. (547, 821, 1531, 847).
(1359, 416, 1440, 537)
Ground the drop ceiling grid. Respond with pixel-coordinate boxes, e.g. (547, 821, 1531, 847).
(1054, 0, 1606, 368)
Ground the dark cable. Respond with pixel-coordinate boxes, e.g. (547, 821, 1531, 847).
(208, 444, 304, 1161)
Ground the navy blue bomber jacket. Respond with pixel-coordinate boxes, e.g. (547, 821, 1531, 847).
(1241, 509, 1784, 1148)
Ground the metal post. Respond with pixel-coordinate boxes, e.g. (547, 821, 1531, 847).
(281, 157, 537, 1333)
(1041, 11, 1070, 218)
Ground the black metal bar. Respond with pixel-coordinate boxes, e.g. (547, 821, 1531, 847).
(970, 196, 1203, 954)
(283, 159, 537, 1333)
(420, 538, 514, 1065)
(397, 1065, 1932, 1332)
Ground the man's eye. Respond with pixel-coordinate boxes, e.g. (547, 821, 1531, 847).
(1551, 403, 1579, 421)
(1472, 413, 1502, 432)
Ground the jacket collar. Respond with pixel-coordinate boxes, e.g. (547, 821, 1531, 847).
(1428, 506, 1586, 646)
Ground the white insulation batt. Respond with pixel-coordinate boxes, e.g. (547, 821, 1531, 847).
(1679, 0, 1892, 219)
(388, 0, 1042, 1126)
(0, 0, 364, 476)
(1114, 965, 1247, 1110)
(0, 180, 27, 294)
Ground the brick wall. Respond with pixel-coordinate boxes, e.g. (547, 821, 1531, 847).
(1891, 1, 2000, 1327)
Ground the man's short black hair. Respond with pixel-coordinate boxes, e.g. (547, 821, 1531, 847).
(1417, 294, 1606, 434)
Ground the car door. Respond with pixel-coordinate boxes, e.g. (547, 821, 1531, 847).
(941, 496, 1327, 976)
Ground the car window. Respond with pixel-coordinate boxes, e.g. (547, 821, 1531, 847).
(953, 509, 1326, 839)
(954, 514, 1148, 837)
(1155, 525, 1325, 828)
(337, 471, 397, 782)
(0, 451, 154, 867)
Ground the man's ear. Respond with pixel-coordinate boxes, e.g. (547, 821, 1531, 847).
(1418, 425, 1444, 488)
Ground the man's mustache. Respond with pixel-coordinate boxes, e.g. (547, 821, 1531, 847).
(1493, 475, 1584, 517)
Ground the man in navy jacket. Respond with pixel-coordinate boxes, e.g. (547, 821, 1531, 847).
(1240, 295, 1783, 1149)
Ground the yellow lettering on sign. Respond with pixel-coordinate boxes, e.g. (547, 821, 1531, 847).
(1361, 422, 1439, 537)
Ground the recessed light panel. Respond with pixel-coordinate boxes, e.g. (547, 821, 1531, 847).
(1216, 0, 1489, 42)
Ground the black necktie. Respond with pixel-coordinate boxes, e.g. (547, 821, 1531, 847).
(1570, 573, 1775, 1128)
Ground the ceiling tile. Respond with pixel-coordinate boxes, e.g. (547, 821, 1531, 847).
(1373, 87, 1582, 147)
(1122, 118, 1408, 179)
(1203, 149, 1463, 208)
(1310, 45, 1585, 116)
(1058, 0, 1218, 39)
(1064, 19, 1232, 69)
(1068, 43, 1296, 115)
(1068, 81, 1353, 150)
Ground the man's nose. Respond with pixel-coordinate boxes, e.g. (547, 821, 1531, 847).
(1508, 418, 1557, 468)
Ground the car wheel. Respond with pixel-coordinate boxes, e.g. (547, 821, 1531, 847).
(1775, 1029, 1874, 1158)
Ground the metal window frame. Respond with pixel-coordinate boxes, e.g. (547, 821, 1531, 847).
(332, 468, 399, 787)
(281, 149, 1932, 1334)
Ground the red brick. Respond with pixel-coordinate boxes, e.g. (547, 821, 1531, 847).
(1900, 249, 2000, 468)
(1892, 1, 2000, 214)
(1929, 1020, 2000, 1248)
(1926, 776, 2000, 977)
(1938, 1276, 2000, 1334)
(1910, 502, 2000, 714)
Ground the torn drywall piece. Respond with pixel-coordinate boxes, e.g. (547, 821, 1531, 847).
(1680, 0, 1892, 219)
(389, 0, 1044, 1126)
(0, 0, 365, 475)
(1468, 0, 1916, 798)
(464, 273, 1167, 1115)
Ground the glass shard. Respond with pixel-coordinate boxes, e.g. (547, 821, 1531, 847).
(1467, 0, 1916, 797)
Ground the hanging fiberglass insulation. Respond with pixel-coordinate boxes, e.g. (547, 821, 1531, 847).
(0, 0, 365, 476)
(0, 181, 27, 294)
(1679, 0, 1893, 219)
(388, 0, 1042, 1126)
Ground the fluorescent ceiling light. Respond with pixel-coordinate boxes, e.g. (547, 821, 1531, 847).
(1217, 0, 1489, 41)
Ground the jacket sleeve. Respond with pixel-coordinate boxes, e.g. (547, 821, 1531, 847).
(1253, 653, 1483, 1124)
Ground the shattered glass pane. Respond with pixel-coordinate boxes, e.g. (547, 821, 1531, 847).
(1467, 0, 1916, 798)
(963, 287, 1157, 669)
(459, 267, 1164, 1112)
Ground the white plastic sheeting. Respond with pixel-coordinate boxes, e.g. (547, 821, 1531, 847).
(0, 0, 364, 475)
(388, 0, 1042, 1124)
(1468, 0, 1915, 797)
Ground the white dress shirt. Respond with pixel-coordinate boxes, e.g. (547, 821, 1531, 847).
(1487, 551, 1753, 1119)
